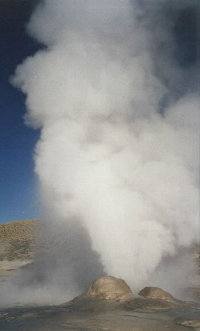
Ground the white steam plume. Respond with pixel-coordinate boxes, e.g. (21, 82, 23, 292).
(10, 0, 200, 302)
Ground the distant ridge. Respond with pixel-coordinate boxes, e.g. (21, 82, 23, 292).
(0, 219, 39, 261)
(0, 219, 199, 299)
(0, 219, 39, 241)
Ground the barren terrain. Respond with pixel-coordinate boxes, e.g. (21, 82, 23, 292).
(0, 220, 199, 330)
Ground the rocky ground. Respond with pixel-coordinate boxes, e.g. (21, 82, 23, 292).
(0, 219, 38, 287)
(0, 219, 38, 261)
(0, 220, 199, 330)
(0, 276, 200, 330)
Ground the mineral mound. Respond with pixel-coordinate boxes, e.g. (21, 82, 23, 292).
(83, 275, 133, 300)
(139, 286, 178, 302)
(66, 276, 193, 314)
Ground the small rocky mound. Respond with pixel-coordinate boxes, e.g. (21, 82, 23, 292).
(177, 319, 200, 328)
(66, 276, 199, 315)
(139, 286, 177, 302)
(84, 276, 133, 300)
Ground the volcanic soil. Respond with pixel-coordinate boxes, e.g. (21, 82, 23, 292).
(0, 220, 200, 330)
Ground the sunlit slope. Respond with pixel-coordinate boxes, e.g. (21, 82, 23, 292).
(0, 219, 39, 260)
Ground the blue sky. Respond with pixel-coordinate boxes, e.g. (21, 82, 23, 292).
(0, 0, 41, 223)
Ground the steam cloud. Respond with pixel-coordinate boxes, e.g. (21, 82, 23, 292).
(2, 0, 200, 305)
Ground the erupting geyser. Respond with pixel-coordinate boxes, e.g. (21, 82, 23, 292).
(2, 0, 199, 305)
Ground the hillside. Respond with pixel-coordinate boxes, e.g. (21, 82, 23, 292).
(0, 219, 38, 241)
(0, 219, 199, 299)
(0, 219, 39, 261)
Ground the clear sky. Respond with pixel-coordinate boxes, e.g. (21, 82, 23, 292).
(0, 0, 41, 223)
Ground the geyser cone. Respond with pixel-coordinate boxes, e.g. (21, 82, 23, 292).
(84, 276, 133, 300)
